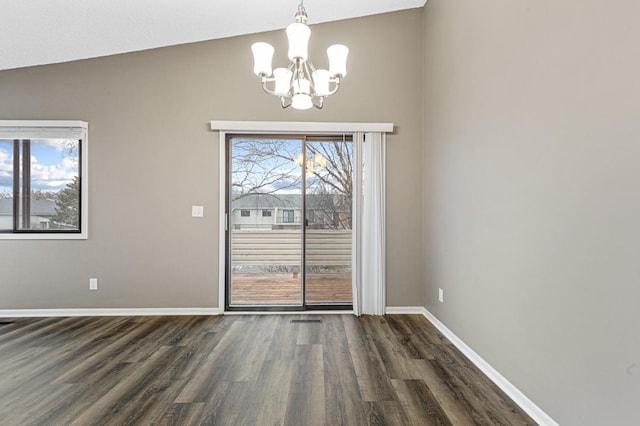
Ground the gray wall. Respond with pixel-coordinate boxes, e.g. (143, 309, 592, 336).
(0, 9, 424, 309)
(422, 1, 640, 424)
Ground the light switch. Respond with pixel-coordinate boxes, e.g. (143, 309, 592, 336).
(192, 205, 204, 218)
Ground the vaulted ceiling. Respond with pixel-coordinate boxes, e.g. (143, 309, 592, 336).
(1, 0, 426, 71)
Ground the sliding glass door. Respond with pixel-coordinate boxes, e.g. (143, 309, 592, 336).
(304, 138, 353, 305)
(226, 135, 352, 310)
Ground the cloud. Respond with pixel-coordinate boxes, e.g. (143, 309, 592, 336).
(0, 147, 12, 190)
(0, 142, 78, 193)
(0, 146, 10, 166)
(31, 155, 78, 191)
(32, 138, 79, 153)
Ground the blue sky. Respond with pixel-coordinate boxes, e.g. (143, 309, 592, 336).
(0, 139, 78, 194)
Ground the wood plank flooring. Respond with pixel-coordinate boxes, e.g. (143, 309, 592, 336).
(0, 315, 535, 425)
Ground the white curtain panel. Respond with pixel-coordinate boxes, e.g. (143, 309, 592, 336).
(352, 133, 363, 316)
(353, 132, 386, 316)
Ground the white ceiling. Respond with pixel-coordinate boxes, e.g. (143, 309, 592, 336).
(0, 0, 426, 71)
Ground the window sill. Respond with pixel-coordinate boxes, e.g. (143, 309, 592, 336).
(0, 233, 87, 240)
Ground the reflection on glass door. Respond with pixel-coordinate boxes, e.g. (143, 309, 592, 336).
(227, 134, 353, 310)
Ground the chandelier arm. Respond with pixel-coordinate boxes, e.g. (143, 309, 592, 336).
(280, 96, 292, 109)
(312, 96, 324, 110)
(289, 60, 302, 97)
(296, 59, 307, 83)
(285, 61, 296, 97)
(306, 58, 317, 74)
(302, 60, 316, 93)
(325, 77, 342, 96)
(260, 76, 281, 96)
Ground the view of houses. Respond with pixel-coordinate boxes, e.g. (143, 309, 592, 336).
(231, 193, 352, 230)
(0, 198, 57, 231)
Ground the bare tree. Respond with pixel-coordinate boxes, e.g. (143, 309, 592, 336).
(230, 137, 353, 229)
(231, 138, 302, 201)
(305, 140, 353, 229)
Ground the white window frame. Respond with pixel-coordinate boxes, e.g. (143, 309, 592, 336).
(282, 209, 295, 224)
(0, 120, 89, 240)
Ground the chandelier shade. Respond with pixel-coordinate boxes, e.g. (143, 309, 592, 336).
(251, 42, 274, 77)
(286, 23, 311, 61)
(273, 68, 293, 95)
(251, 1, 348, 110)
(312, 69, 330, 96)
(327, 44, 349, 78)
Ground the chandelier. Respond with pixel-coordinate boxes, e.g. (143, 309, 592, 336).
(294, 152, 327, 174)
(251, 1, 349, 110)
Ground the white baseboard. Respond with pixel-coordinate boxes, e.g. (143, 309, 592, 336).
(385, 306, 426, 314)
(223, 310, 354, 315)
(0, 308, 220, 318)
(420, 308, 558, 426)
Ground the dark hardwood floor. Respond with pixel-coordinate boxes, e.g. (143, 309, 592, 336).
(0, 314, 535, 425)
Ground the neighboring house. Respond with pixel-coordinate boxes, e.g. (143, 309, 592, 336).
(231, 193, 351, 230)
(0, 198, 57, 230)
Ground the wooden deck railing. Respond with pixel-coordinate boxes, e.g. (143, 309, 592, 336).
(231, 229, 351, 266)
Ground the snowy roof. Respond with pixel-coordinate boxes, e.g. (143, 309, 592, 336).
(231, 193, 348, 210)
(0, 198, 58, 216)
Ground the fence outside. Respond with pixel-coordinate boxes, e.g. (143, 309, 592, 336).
(231, 229, 352, 267)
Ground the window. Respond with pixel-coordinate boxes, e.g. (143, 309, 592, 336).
(0, 121, 88, 239)
(240, 209, 251, 217)
(307, 210, 315, 224)
(282, 209, 295, 223)
(262, 209, 272, 217)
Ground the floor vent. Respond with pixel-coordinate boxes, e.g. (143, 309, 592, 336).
(290, 319, 323, 324)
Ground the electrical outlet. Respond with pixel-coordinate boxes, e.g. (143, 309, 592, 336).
(89, 278, 98, 291)
(438, 288, 444, 303)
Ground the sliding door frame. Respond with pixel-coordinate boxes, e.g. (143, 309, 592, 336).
(224, 134, 354, 312)
(212, 121, 393, 314)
